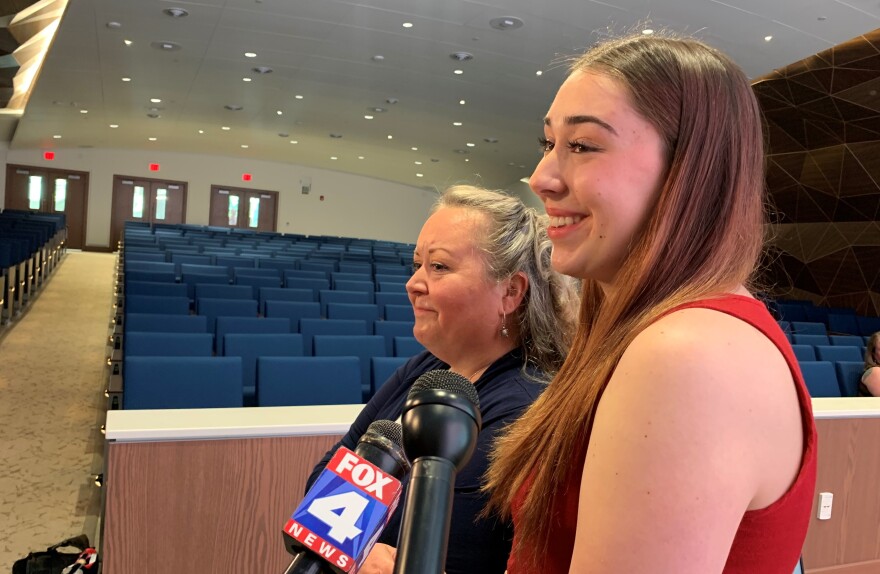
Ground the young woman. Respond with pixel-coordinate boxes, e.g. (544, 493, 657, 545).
(861, 332, 880, 396)
(485, 35, 817, 574)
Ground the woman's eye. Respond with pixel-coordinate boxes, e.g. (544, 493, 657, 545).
(537, 136, 554, 153)
(411, 262, 421, 272)
(567, 141, 598, 154)
(430, 262, 447, 271)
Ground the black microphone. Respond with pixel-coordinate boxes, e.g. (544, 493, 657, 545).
(393, 370, 482, 574)
(283, 419, 411, 574)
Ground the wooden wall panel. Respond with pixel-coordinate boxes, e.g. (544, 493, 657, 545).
(102, 434, 341, 574)
(803, 418, 880, 572)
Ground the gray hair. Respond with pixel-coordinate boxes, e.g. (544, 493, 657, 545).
(434, 185, 579, 376)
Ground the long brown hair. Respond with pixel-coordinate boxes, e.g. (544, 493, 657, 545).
(483, 34, 767, 567)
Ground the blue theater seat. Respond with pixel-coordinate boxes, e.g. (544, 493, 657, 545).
(814, 345, 862, 363)
(124, 332, 214, 357)
(834, 361, 864, 397)
(125, 295, 190, 315)
(371, 356, 409, 394)
(394, 336, 425, 358)
(319, 290, 373, 314)
(299, 319, 370, 354)
(196, 298, 258, 332)
(829, 335, 864, 347)
(790, 321, 826, 335)
(326, 303, 380, 323)
(194, 284, 253, 301)
(124, 313, 208, 334)
(125, 281, 188, 298)
(385, 304, 415, 322)
(123, 357, 243, 409)
(257, 356, 361, 406)
(792, 334, 830, 347)
(374, 320, 415, 355)
(799, 361, 841, 397)
(334, 279, 375, 294)
(224, 333, 304, 406)
(215, 316, 291, 354)
(790, 344, 815, 362)
(264, 301, 321, 333)
(827, 313, 859, 336)
(235, 275, 281, 298)
(313, 334, 386, 400)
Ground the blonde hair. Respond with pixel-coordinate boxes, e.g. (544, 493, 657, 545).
(435, 185, 579, 375)
(484, 34, 766, 567)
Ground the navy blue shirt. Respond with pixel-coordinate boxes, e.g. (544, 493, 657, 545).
(307, 350, 544, 574)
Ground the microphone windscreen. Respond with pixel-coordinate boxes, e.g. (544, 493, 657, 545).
(408, 369, 480, 408)
(366, 419, 404, 448)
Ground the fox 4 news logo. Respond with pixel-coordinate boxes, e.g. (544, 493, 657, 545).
(284, 447, 403, 573)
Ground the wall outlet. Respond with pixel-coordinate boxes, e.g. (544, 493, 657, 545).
(818, 492, 833, 520)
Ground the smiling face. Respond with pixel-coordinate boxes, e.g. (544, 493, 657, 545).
(529, 70, 668, 287)
(405, 207, 508, 366)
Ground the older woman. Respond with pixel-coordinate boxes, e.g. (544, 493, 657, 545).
(306, 185, 578, 574)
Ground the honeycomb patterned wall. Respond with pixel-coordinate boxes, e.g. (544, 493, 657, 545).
(753, 29, 880, 315)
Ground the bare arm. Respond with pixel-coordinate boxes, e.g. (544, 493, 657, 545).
(863, 367, 880, 396)
(568, 308, 803, 573)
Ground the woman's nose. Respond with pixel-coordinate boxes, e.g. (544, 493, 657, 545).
(529, 152, 565, 198)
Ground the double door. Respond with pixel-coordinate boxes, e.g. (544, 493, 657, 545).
(110, 176, 187, 248)
(4, 165, 89, 249)
(209, 185, 278, 232)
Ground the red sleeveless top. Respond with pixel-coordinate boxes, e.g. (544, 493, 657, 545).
(507, 295, 818, 574)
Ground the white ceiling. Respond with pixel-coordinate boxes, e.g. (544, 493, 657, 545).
(8, 0, 880, 191)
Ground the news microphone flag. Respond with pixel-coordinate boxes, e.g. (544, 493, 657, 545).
(284, 446, 403, 574)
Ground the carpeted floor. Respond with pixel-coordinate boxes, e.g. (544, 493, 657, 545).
(0, 250, 115, 569)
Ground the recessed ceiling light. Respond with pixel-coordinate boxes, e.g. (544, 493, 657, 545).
(329, 133, 343, 139)
(241, 144, 249, 148)
(450, 52, 474, 62)
(411, 147, 418, 151)
(466, 142, 476, 147)
(252, 66, 273, 74)
(402, 22, 413, 28)
(243, 77, 252, 82)
(415, 161, 422, 165)
(387, 135, 393, 140)
(295, 95, 303, 100)
(330, 156, 338, 160)
(416, 173, 424, 177)
(290, 140, 298, 144)
(431, 158, 439, 163)
(221, 126, 231, 130)
(121, 77, 131, 82)
(147, 112, 160, 119)
(453, 148, 469, 154)
(106, 21, 122, 29)
(385, 97, 398, 104)
(370, 107, 387, 113)
(151, 98, 162, 103)
(198, 130, 204, 134)
(372, 54, 385, 62)
(123, 39, 132, 46)
(465, 158, 470, 162)
(245, 52, 257, 58)
(225, 104, 243, 111)
(765, 35, 773, 42)
(109, 124, 118, 128)
(453, 122, 462, 126)
(163, 7, 189, 18)
(151, 41, 182, 51)
(484, 137, 498, 143)
(278, 132, 289, 137)
(453, 69, 463, 75)
(364, 115, 373, 120)
(642, 29, 654, 35)
(358, 156, 365, 160)
(53, 134, 62, 139)
(459, 99, 466, 105)
(489, 16, 524, 31)
(536, 70, 543, 76)
(148, 137, 157, 141)
(276, 110, 283, 115)
(80, 109, 88, 114)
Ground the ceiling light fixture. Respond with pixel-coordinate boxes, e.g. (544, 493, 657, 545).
(109, 124, 118, 128)
(358, 156, 365, 160)
(450, 52, 473, 62)
(411, 147, 418, 151)
(151, 98, 162, 103)
(536, 70, 543, 76)
(290, 140, 298, 144)
(295, 95, 303, 100)
(765, 35, 773, 42)
(415, 161, 422, 165)
(453, 69, 463, 75)
(198, 130, 204, 134)
(80, 109, 88, 114)
(241, 144, 249, 148)
(225, 104, 243, 111)
(372, 54, 385, 62)
(385, 97, 398, 104)
(163, 7, 189, 18)
(453, 121, 462, 126)
(276, 110, 283, 115)
(245, 52, 257, 58)
(330, 156, 338, 160)
(387, 135, 393, 139)
(147, 112, 160, 118)
(459, 99, 466, 105)
(106, 21, 122, 29)
(364, 115, 373, 119)
(148, 137, 157, 141)
(242, 77, 252, 82)
(642, 29, 654, 35)
(519, 177, 530, 183)
(278, 132, 289, 137)
(124, 39, 132, 46)
(489, 16, 524, 31)
(53, 134, 62, 139)
(416, 173, 423, 177)
(121, 77, 131, 82)
(252, 66, 273, 74)
(329, 133, 343, 139)
(370, 107, 387, 113)
(402, 22, 413, 28)
(221, 126, 231, 130)
(151, 41, 182, 51)
(466, 142, 476, 147)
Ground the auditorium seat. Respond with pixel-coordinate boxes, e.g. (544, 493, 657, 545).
(829, 335, 864, 347)
(318, 290, 373, 315)
(790, 344, 815, 362)
(371, 357, 409, 394)
(374, 320, 415, 355)
(214, 316, 291, 354)
(196, 298, 258, 332)
(385, 304, 415, 322)
(263, 301, 321, 333)
(333, 279, 375, 294)
(124, 332, 214, 357)
(326, 303, 380, 323)
(856, 316, 880, 337)
(799, 361, 842, 397)
(194, 284, 253, 301)
(792, 334, 830, 347)
(313, 334, 386, 400)
(827, 313, 860, 336)
(300, 318, 370, 355)
(834, 361, 864, 397)
(284, 270, 329, 282)
(235, 275, 282, 298)
(125, 281, 188, 298)
(257, 356, 361, 406)
(285, 277, 330, 293)
(123, 356, 243, 409)
(124, 313, 208, 334)
(394, 336, 425, 358)
(377, 282, 408, 293)
(224, 333, 304, 406)
(790, 321, 826, 335)
(814, 345, 862, 363)
(125, 295, 190, 315)
(125, 270, 177, 284)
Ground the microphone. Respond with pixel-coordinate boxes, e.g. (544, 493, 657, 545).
(283, 420, 410, 574)
(393, 370, 482, 574)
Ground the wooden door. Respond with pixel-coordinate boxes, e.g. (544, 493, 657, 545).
(5, 165, 90, 249)
(209, 185, 278, 232)
(111, 176, 187, 249)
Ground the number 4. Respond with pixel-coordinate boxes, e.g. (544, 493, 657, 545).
(307, 491, 369, 543)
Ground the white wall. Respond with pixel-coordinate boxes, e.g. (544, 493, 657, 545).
(3, 147, 438, 248)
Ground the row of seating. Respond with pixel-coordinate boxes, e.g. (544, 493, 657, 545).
(800, 361, 865, 398)
(773, 299, 880, 336)
(1, 210, 67, 324)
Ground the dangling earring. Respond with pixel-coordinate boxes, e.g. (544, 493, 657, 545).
(500, 313, 510, 338)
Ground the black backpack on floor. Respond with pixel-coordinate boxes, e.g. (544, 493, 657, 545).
(11, 535, 93, 574)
